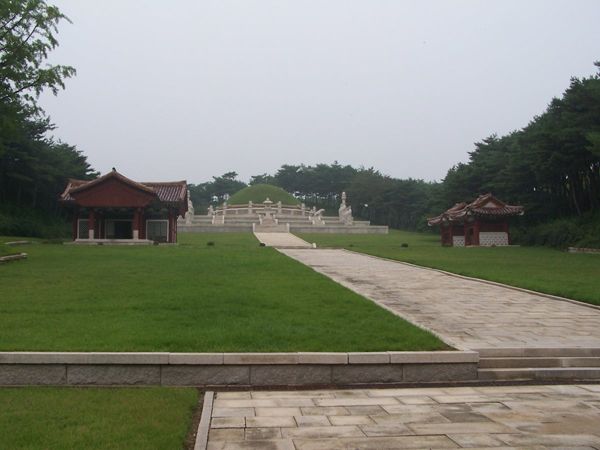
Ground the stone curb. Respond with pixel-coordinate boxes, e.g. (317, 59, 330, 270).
(340, 249, 600, 312)
(194, 391, 214, 450)
(0, 351, 478, 365)
(0, 253, 27, 263)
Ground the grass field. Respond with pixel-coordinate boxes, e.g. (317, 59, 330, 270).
(0, 233, 444, 352)
(300, 230, 600, 306)
(0, 387, 198, 449)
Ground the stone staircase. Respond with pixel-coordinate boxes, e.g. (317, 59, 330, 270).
(477, 348, 600, 381)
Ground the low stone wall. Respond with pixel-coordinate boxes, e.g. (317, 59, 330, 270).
(568, 247, 600, 254)
(178, 225, 254, 233)
(289, 225, 389, 234)
(0, 351, 477, 387)
(178, 224, 389, 234)
(0, 253, 27, 263)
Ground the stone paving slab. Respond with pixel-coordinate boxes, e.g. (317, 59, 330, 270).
(206, 384, 600, 449)
(279, 249, 600, 350)
(253, 232, 314, 248)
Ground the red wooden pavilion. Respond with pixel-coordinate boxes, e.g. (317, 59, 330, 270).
(60, 169, 188, 243)
(427, 193, 524, 247)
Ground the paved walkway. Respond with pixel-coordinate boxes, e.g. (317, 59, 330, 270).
(279, 249, 600, 350)
(254, 233, 314, 248)
(207, 384, 600, 449)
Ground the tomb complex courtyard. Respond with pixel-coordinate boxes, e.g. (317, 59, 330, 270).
(3, 226, 600, 449)
(2, 188, 600, 449)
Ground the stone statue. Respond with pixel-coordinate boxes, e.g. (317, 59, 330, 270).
(338, 191, 353, 225)
(185, 190, 195, 224)
(310, 208, 325, 226)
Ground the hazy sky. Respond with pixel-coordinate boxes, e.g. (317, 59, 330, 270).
(40, 0, 600, 184)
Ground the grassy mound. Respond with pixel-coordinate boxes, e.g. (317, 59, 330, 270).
(228, 184, 299, 205)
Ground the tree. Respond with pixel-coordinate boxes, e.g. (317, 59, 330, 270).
(249, 173, 275, 185)
(0, 0, 95, 238)
(1, 0, 76, 106)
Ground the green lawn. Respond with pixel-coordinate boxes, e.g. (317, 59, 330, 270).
(0, 233, 444, 352)
(300, 230, 600, 306)
(0, 387, 198, 450)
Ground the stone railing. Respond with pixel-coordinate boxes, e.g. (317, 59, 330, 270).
(211, 201, 308, 217)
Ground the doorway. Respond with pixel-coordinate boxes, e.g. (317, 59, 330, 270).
(106, 220, 133, 239)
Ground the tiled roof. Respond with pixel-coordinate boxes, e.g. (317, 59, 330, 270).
(142, 182, 187, 203)
(60, 171, 187, 205)
(428, 193, 524, 225)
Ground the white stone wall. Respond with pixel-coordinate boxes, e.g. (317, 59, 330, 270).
(453, 236, 465, 247)
(479, 231, 509, 246)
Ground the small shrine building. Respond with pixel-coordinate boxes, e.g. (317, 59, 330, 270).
(427, 193, 524, 247)
(60, 169, 188, 243)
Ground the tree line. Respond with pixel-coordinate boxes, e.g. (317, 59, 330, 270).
(191, 63, 600, 233)
(0, 0, 96, 235)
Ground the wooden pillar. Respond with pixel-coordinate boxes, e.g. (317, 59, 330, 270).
(133, 208, 141, 240)
(473, 219, 480, 246)
(72, 207, 79, 240)
(173, 210, 177, 243)
(167, 209, 173, 243)
(139, 209, 146, 240)
(504, 220, 511, 245)
(88, 209, 95, 239)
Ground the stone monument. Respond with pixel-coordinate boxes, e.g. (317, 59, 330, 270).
(338, 191, 353, 225)
(184, 190, 195, 225)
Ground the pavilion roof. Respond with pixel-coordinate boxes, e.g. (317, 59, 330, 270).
(427, 193, 524, 226)
(60, 170, 187, 205)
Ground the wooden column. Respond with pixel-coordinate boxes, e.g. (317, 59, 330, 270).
(169, 209, 176, 243)
(139, 209, 146, 240)
(72, 207, 79, 240)
(88, 209, 95, 239)
(473, 219, 481, 246)
(504, 220, 511, 245)
(133, 208, 141, 240)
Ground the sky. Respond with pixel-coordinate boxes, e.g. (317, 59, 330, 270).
(40, 0, 600, 184)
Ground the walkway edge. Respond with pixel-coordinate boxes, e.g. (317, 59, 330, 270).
(194, 391, 214, 450)
(340, 249, 600, 312)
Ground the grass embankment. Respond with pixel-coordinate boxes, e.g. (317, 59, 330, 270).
(300, 230, 600, 306)
(228, 184, 300, 205)
(0, 233, 444, 352)
(0, 387, 197, 450)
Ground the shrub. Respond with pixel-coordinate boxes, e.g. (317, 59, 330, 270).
(401, 243, 409, 248)
(0, 208, 70, 238)
(513, 213, 600, 249)
(206, 241, 215, 246)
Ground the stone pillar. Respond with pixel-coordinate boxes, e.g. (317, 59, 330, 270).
(88, 209, 96, 239)
(301, 203, 306, 216)
(277, 201, 282, 214)
(248, 201, 253, 214)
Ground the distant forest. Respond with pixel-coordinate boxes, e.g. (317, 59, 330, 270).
(190, 62, 600, 246)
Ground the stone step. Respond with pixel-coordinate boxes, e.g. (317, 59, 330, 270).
(478, 367, 600, 381)
(476, 347, 600, 358)
(479, 356, 600, 369)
